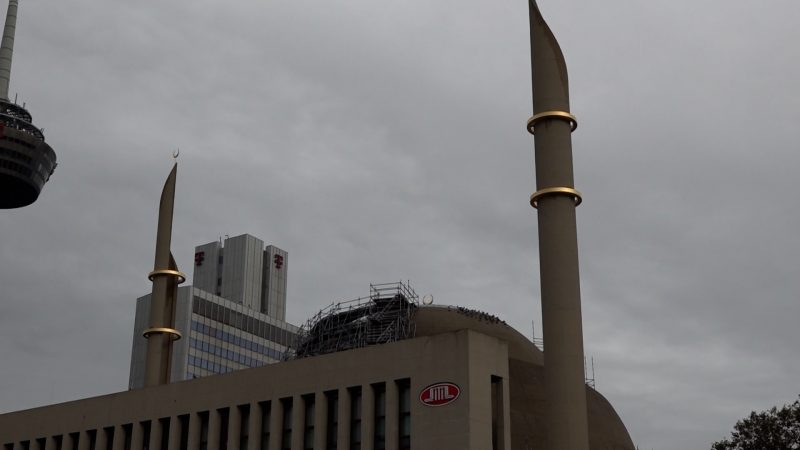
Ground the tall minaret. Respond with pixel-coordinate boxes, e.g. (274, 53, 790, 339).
(0, 0, 57, 209)
(142, 163, 185, 387)
(527, 2, 590, 450)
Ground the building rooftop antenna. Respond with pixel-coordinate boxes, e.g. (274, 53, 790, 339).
(0, 0, 18, 100)
(0, 0, 57, 209)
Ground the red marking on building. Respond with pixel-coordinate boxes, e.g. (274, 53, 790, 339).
(420, 382, 460, 407)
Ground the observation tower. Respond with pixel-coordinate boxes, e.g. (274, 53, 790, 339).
(0, 0, 56, 209)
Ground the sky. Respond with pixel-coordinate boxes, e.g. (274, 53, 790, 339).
(0, 0, 798, 448)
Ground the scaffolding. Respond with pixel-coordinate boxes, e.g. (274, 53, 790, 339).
(292, 281, 418, 359)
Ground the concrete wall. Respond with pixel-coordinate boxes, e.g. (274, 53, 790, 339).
(2, 330, 510, 450)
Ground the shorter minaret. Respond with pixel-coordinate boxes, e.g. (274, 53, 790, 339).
(142, 163, 186, 387)
(0, 0, 57, 209)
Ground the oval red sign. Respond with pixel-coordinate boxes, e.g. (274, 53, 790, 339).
(420, 382, 460, 407)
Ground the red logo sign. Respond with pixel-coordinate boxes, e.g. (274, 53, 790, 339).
(274, 254, 284, 269)
(420, 382, 460, 407)
(194, 251, 205, 266)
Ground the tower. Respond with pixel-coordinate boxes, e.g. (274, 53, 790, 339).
(193, 234, 288, 320)
(0, 0, 56, 209)
(527, 1, 591, 449)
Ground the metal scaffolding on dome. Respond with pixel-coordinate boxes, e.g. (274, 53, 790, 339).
(291, 281, 418, 359)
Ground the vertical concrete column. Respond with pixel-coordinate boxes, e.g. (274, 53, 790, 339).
(268, 399, 283, 450)
(111, 426, 125, 450)
(336, 388, 350, 450)
(385, 382, 399, 450)
(149, 420, 164, 450)
(208, 410, 221, 450)
(130, 423, 144, 450)
(227, 406, 241, 450)
(96, 429, 109, 450)
(187, 413, 201, 450)
(247, 403, 261, 450)
(45, 436, 57, 450)
(362, 385, 375, 450)
(78, 431, 91, 450)
(167, 417, 181, 450)
(13, 441, 24, 450)
(313, 392, 327, 450)
(291, 396, 304, 450)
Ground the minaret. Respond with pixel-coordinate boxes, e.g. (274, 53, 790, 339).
(142, 163, 185, 387)
(527, 2, 590, 450)
(0, 0, 57, 209)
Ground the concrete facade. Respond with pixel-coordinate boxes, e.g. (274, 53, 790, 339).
(2, 329, 511, 450)
(3, 306, 635, 450)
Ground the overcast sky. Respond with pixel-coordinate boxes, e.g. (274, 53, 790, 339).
(1, 0, 798, 448)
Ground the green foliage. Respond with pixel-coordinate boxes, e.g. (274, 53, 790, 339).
(712, 396, 800, 450)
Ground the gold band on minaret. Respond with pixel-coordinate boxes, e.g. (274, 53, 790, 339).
(148, 269, 186, 284)
(530, 187, 582, 209)
(527, 111, 577, 135)
(143, 327, 182, 340)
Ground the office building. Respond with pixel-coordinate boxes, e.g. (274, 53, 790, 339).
(193, 234, 288, 321)
(128, 234, 298, 389)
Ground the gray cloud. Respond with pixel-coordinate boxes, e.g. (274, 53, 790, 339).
(1, 1, 798, 449)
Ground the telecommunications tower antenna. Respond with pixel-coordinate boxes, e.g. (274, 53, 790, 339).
(0, 0, 57, 208)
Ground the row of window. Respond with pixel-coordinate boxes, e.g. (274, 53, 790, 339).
(0, 134, 36, 150)
(0, 147, 33, 164)
(187, 355, 234, 374)
(189, 338, 272, 369)
(3, 380, 412, 450)
(192, 297, 298, 347)
(190, 321, 286, 361)
(0, 158, 32, 177)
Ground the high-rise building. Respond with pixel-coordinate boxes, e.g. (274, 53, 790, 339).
(0, 0, 57, 209)
(193, 234, 288, 320)
(128, 234, 298, 389)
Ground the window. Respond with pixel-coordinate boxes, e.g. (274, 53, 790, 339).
(178, 415, 189, 450)
(259, 401, 271, 450)
(303, 395, 315, 450)
(281, 398, 293, 450)
(199, 412, 210, 450)
(491, 376, 505, 450)
(121, 424, 134, 450)
(349, 388, 362, 450)
(159, 418, 170, 450)
(325, 391, 338, 450)
(104, 427, 115, 450)
(219, 409, 230, 450)
(373, 384, 386, 450)
(239, 404, 250, 450)
(140, 423, 151, 450)
(398, 379, 411, 450)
